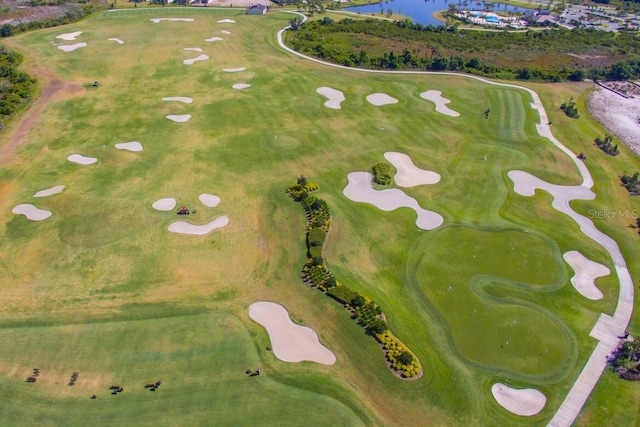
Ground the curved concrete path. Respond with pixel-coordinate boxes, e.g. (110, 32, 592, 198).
(276, 13, 632, 427)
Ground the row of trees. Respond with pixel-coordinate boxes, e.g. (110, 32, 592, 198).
(286, 18, 640, 82)
(286, 176, 422, 379)
(0, 46, 36, 124)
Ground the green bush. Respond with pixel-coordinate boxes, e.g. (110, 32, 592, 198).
(328, 285, 359, 305)
(308, 227, 326, 247)
(372, 162, 393, 185)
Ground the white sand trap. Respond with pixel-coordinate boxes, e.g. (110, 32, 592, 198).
(205, 37, 223, 42)
(217, 19, 235, 23)
(162, 97, 193, 104)
(56, 31, 81, 41)
(67, 154, 97, 165)
(34, 185, 65, 198)
(384, 152, 440, 187)
(221, 30, 231, 34)
(420, 90, 460, 117)
(115, 141, 143, 152)
(166, 114, 192, 123)
(57, 43, 87, 52)
(152, 198, 176, 211)
(223, 67, 246, 73)
(151, 18, 194, 23)
(316, 87, 345, 110)
(199, 193, 221, 207)
(12, 204, 52, 221)
(232, 83, 251, 90)
(563, 251, 609, 300)
(183, 54, 209, 65)
(343, 172, 443, 230)
(248, 301, 336, 365)
(366, 93, 398, 106)
(168, 215, 229, 235)
(183, 47, 203, 52)
(509, 170, 595, 205)
(108, 38, 124, 44)
(491, 383, 546, 416)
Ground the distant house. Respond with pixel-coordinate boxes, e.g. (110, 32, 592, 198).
(247, 4, 267, 15)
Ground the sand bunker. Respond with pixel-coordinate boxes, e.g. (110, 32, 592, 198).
(34, 185, 65, 198)
(108, 38, 124, 44)
(115, 141, 143, 152)
(56, 31, 82, 41)
(217, 19, 235, 23)
(199, 193, 221, 207)
(221, 30, 231, 34)
(168, 215, 229, 235)
(366, 93, 398, 106)
(151, 18, 194, 23)
(166, 115, 192, 123)
(223, 67, 246, 73)
(248, 301, 336, 365)
(205, 37, 223, 42)
(162, 97, 193, 104)
(491, 383, 546, 416)
(232, 83, 251, 90)
(183, 47, 203, 52)
(57, 43, 87, 52)
(152, 198, 176, 211)
(183, 54, 209, 65)
(343, 171, 443, 230)
(316, 87, 345, 110)
(420, 90, 460, 117)
(12, 204, 52, 221)
(67, 154, 97, 165)
(563, 251, 609, 300)
(384, 152, 441, 187)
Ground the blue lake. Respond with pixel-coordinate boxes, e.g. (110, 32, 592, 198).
(344, 0, 531, 27)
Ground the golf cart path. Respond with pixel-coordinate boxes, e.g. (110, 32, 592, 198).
(277, 13, 631, 427)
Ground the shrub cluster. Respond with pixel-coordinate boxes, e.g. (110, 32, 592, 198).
(377, 331, 422, 378)
(560, 97, 579, 118)
(287, 176, 421, 379)
(0, 46, 36, 125)
(594, 134, 619, 156)
(620, 172, 640, 195)
(610, 339, 640, 381)
(372, 162, 393, 185)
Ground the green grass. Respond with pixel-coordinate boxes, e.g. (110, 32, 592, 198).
(0, 7, 638, 426)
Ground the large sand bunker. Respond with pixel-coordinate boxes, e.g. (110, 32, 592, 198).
(151, 18, 194, 23)
(199, 194, 221, 207)
(108, 38, 124, 44)
(115, 141, 143, 152)
(34, 185, 65, 198)
(563, 251, 609, 300)
(366, 93, 398, 106)
(248, 301, 336, 365)
(152, 198, 176, 211)
(12, 204, 52, 221)
(67, 154, 97, 165)
(205, 37, 224, 42)
(316, 87, 345, 109)
(166, 115, 192, 123)
(168, 215, 229, 235)
(162, 97, 193, 104)
(56, 31, 82, 41)
(223, 67, 246, 73)
(57, 43, 87, 52)
(491, 383, 546, 416)
(183, 54, 209, 65)
(232, 83, 251, 90)
(343, 171, 443, 230)
(384, 152, 441, 187)
(420, 90, 460, 117)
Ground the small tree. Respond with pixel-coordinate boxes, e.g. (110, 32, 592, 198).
(368, 318, 388, 335)
(397, 351, 414, 365)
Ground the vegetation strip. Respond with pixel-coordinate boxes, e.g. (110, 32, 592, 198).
(287, 176, 422, 379)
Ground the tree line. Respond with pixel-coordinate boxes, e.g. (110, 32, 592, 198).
(286, 17, 640, 82)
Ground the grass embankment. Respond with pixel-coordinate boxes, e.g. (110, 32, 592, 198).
(0, 8, 638, 426)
